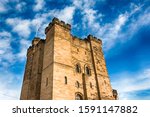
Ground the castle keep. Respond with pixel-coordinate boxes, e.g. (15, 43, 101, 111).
(20, 18, 117, 100)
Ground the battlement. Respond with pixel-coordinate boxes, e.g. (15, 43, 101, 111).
(45, 18, 102, 45)
(113, 89, 118, 100)
(72, 35, 83, 40)
(32, 37, 40, 45)
(87, 34, 102, 45)
(72, 35, 102, 44)
(27, 37, 45, 55)
(45, 17, 71, 34)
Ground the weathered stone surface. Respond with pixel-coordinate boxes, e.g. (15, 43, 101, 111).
(20, 18, 117, 100)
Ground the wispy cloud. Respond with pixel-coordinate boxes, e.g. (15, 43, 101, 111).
(0, 0, 27, 13)
(32, 5, 76, 38)
(111, 68, 150, 100)
(0, 31, 30, 68)
(6, 18, 31, 38)
(15, 1, 26, 12)
(100, 4, 149, 51)
(17, 39, 30, 61)
(100, 13, 129, 50)
(73, 2, 148, 51)
(0, 31, 15, 66)
(0, 70, 22, 100)
(73, 0, 101, 29)
(48, 6, 75, 24)
(33, 0, 45, 11)
(0, 0, 8, 13)
(121, 6, 150, 39)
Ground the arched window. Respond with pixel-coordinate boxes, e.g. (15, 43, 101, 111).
(64, 76, 67, 84)
(76, 64, 81, 73)
(85, 66, 91, 75)
(75, 93, 83, 100)
(75, 81, 80, 88)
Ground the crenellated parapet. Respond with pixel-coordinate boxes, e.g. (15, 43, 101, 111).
(27, 37, 45, 56)
(112, 89, 118, 100)
(72, 35, 83, 40)
(32, 37, 40, 45)
(45, 17, 71, 34)
(87, 34, 102, 45)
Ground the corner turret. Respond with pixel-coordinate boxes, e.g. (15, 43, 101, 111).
(32, 37, 40, 45)
(87, 34, 102, 45)
(45, 17, 71, 34)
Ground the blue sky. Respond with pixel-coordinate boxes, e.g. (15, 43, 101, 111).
(0, 0, 150, 100)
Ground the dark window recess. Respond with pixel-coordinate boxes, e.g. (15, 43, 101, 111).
(85, 66, 91, 75)
(65, 76, 67, 84)
(76, 64, 81, 73)
(46, 78, 48, 86)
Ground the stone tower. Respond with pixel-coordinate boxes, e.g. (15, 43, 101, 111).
(20, 18, 117, 100)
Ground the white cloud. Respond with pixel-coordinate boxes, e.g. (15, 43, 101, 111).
(30, 13, 50, 38)
(0, 32, 11, 51)
(100, 13, 129, 50)
(6, 5, 76, 38)
(6, 17, 44, 38)
(17, 39, 30, 61)
(0, 0, 24, 13)
(72, 1, 148, 52)
(30, 5, 76, 38)
(73, 0, 101, 29)
(0, 31, 30, 67)
(101, 4, 149, 51)
(0, 31, 15, 64)
(48, 6, 75, 24)
(15, 2, 26, 12)
(0, 70, 22, 100)
(77, 1, 129, 51)
(6, 18, 31, 38)
(0, 0, 8, 13)
(111, 68, 150, 100)
(0, 3, 6, 13)
(123, 7, 150, 38)
(33, 0, 45, 11)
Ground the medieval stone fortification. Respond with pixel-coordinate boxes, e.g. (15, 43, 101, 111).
(20, 18, 118, 100)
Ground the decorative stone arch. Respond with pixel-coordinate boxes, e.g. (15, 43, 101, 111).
(75, 92, 83, 100)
